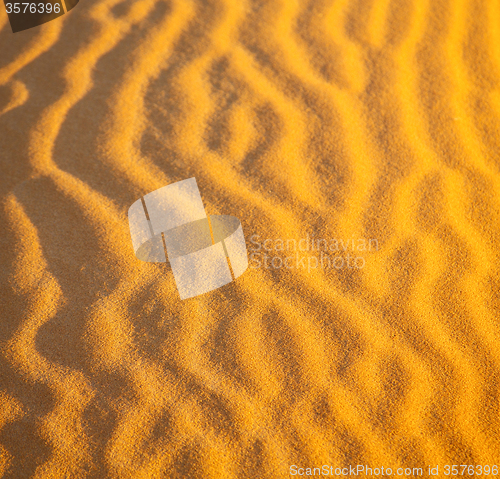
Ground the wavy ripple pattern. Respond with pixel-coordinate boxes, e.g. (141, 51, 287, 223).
(1, 0, 500, 476)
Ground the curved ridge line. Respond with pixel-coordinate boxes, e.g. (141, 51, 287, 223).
(0, 392, 24, 476)
(164, 0, 322, 208)
(27, 0, 161, 177)
(408, 228, 492, 463)
(234, 273, 425, 466)
(3, 194, 95, 478)
(442, 0, 500, 185)
(0, 21, 63, 87)
(0, 79, 29, 116)
(241, 0, 379, 239)
(322, 0, 367, 92)
(86, 273, 248, 477)
(100, 0, 197, 196)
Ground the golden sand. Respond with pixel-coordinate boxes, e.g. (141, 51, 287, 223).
(1, 0, 500, 476)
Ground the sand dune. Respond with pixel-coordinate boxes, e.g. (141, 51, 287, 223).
(1, 0, 500, 477)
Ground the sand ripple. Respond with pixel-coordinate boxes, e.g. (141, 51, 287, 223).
(1, 0, 500, 476)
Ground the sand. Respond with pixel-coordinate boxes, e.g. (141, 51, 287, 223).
(1, 0, 500, 477)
